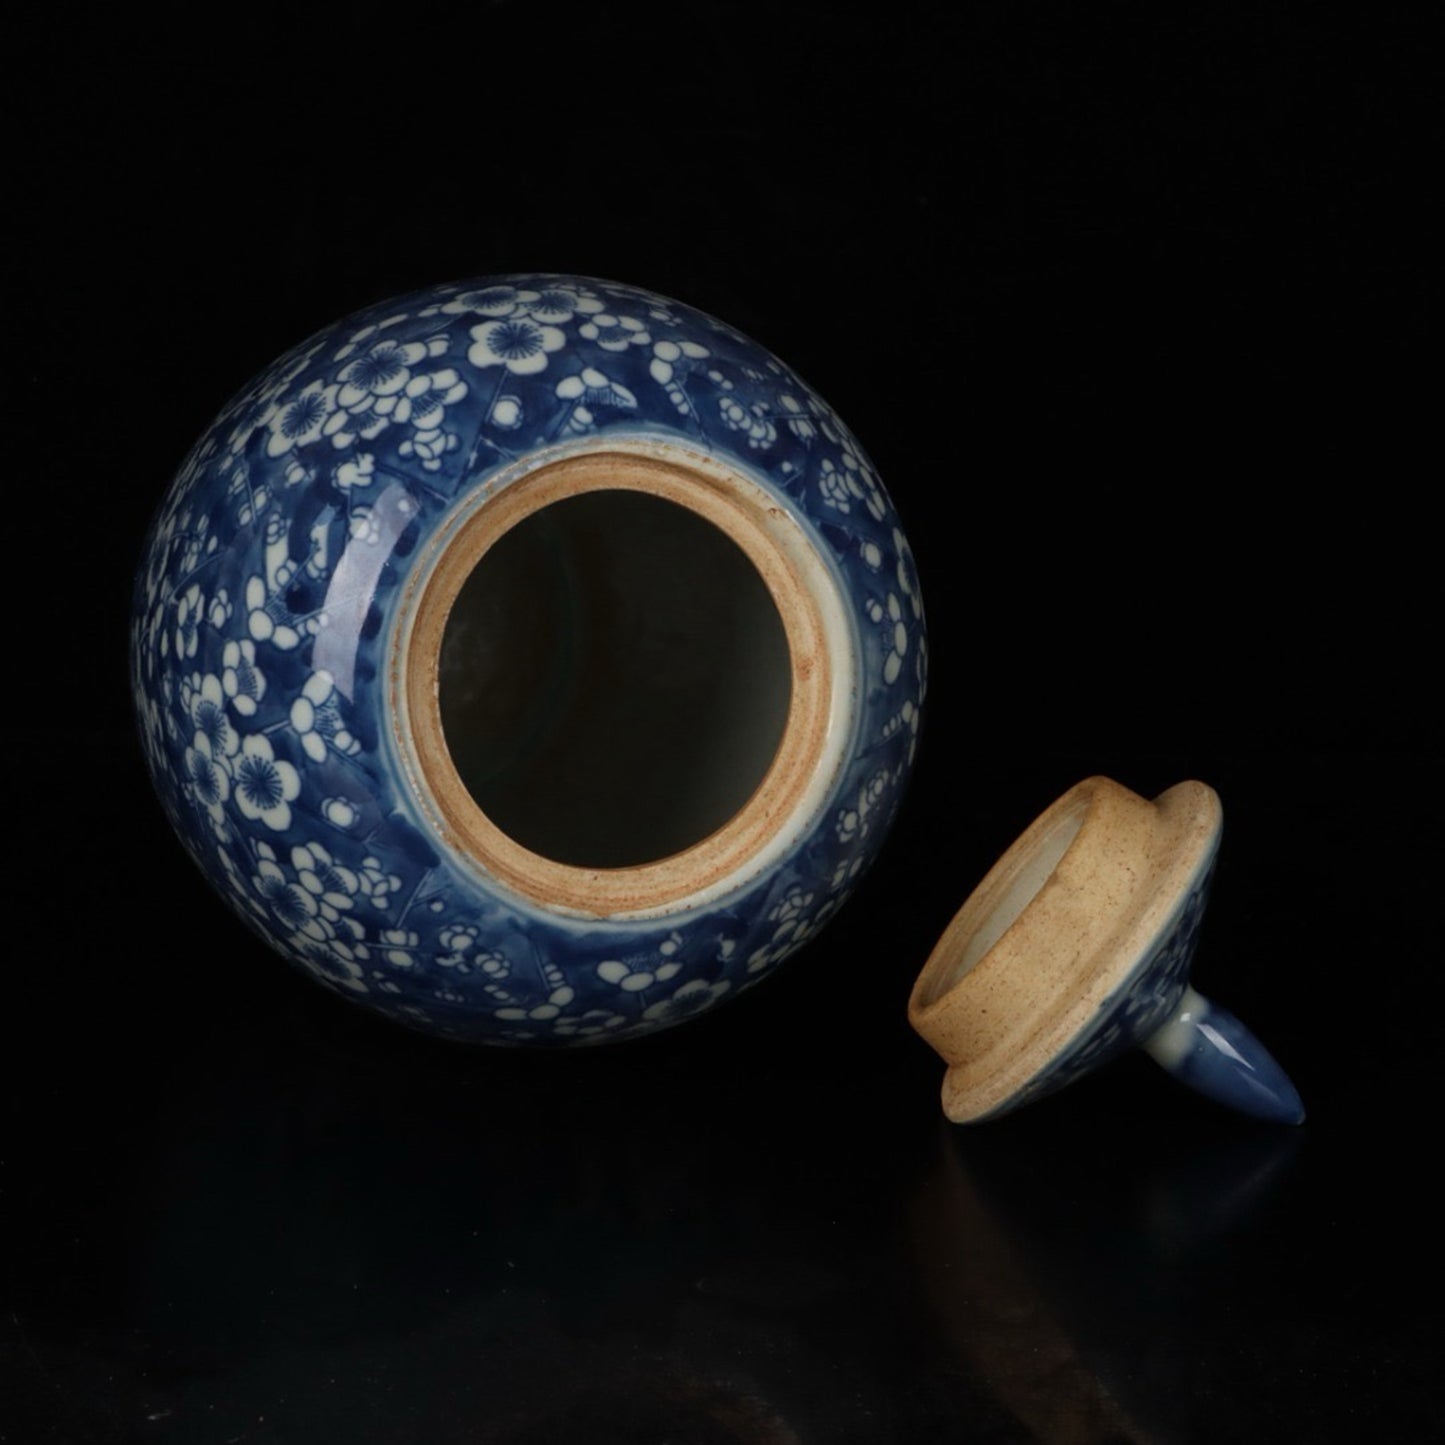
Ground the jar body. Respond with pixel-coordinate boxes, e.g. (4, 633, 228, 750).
(132, 276, 924, 1042)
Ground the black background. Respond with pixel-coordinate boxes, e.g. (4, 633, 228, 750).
(7, 4, 1440, 1441)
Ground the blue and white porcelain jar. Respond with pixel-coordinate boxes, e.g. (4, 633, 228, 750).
(132, 276, 925, 1043)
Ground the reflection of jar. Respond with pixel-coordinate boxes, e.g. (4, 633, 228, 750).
(131, 276, 925, 1044)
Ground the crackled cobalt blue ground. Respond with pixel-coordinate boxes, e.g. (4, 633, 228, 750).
(132, 276, 925, 1043)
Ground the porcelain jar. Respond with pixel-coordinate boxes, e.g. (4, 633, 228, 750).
(132, 275, 925, 1043)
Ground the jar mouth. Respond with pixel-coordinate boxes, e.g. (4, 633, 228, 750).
(392, 443, 857, 918)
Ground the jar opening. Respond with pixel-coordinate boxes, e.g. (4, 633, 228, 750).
(398, 446, 854, 918)
(438, 489, 792, 869)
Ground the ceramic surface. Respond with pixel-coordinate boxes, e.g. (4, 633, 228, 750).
(132, 276, 924, 1043)
(909, 778, 1303, 1123)
(999, 847, 1216, 1114)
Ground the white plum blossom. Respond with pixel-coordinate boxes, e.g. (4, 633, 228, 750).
(399, 425, 460, 470)
(578, 313, 651, 350)
(207, 589, 233, 630)
(718, 394, 777, 448)
(818, 459, 854, 511)
(245, 575, 301, 650)
(381, 928, 419, 966)
(477, 951, 509, 980)
(291, 841, 359, 916)
(489, 395, 523, 429)
(182, 733, 230, 823)
(335, 453, 376, 490)
(817, 454, 883, 520)
(495, 983, 577, 1023)
(836, 768, 893, 845)
(769, 887, 815, 925)
(265, 380, 339, 456)
(336, 338, 439, 407)
(816, 441, 886, 521)
(233, 735, 301, 831)
(290, 669, 358, 762)
(221, 639, 266, 716)
(747, 888, 826, 974)
(468, 317, 565, 375)
(527, 286, 605, 324)
(596, 955, 683, 993)
(357, 857, 404, 908)
(321, 796, 358, 829)
(252, 850, 327, 939)
(331, 338, 460, 447)
(185, 673, 238, 758)
(408, 370, 466, 427)
(437, 923, 478, 969)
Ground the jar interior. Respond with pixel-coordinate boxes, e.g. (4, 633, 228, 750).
(438, 489, 792, 869)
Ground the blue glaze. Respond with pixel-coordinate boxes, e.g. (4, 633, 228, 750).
(997, 841, 1305, 1124)
(132, 276, 925, 1044)
(1145, 989, 1306, 1125)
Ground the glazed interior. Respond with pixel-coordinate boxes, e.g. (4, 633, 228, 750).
(438, 490, 792, 868)
(399, 446, 850, 917)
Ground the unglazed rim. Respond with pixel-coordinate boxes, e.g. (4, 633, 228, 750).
(908, 777, 1222, 1121)
(390, 442, 856, 919)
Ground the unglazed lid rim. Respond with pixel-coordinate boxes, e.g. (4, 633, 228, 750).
(908, 777, 1223, 1120)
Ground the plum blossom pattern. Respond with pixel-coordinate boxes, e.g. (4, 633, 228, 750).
(265, 380, 339, 456)
(221, 639, 265, 715)
(132, 275, 925, 1043)
(183, 734, 230, 824)
(232, 735, 301, 831)
(290, 670, 359, 762)
(468, 318, 565, 375)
